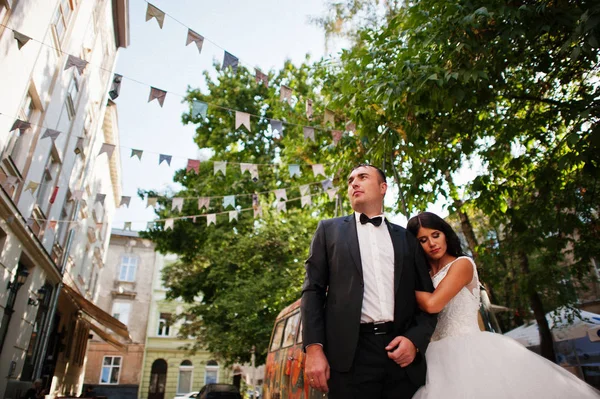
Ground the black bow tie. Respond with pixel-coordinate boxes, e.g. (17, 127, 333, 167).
(360, 213, 383, 227)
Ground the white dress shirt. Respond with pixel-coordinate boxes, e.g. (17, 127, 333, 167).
(355, 213, 395, 323)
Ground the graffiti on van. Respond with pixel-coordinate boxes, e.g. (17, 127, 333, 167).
(263, 299, 325, 399)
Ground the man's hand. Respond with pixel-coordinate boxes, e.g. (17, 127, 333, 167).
(304, 345, 330, 393)
(385, 336, 417, 367)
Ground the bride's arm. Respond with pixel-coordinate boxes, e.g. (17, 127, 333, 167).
(415, 258, 474, 313)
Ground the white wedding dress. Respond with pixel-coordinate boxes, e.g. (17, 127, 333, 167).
(413, 257, 600, 399)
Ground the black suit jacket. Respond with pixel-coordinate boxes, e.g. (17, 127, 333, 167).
(301, 214, 437, 385)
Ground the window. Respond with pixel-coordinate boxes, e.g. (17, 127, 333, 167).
(118, 255, 138, 282)
(52, 0, 73, 44)
(269, 320, 285, 351)
(282, 312, 300, 348)
(66, 73, 80, 119)
(100, 356, 121, 384)
(0, 1, 10, 23)
(157, 313, 171, 336)
(5, 91, 38, 168)
(204, 360, 218, 385)
(55, 192, 74, 248)
(111, 302, 131, 325)
(177, 360, 193, 394)
(36, 152, 60, 211)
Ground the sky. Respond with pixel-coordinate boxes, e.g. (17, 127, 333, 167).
(113, 0, 330, 230)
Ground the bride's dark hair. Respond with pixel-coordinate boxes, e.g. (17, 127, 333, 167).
(407, 212, 466, 258)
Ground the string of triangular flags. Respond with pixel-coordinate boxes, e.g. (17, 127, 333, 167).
(1, 19, 354, 146)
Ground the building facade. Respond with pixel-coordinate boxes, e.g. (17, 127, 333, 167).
(139, 254, 232, 399)
(84, 229, 157, 399)
(0, 0, 129, 398)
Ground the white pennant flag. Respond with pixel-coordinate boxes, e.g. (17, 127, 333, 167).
(274, 189, 287, 201)
(165, 218, 174, 230)
(301, 195, 312, 208)
(207, 214, 216, 226)
(240, 163, 259, 180)
(229, 210, 239, 222)
(312, 164, 325, 177)
(235, 111, 251, 131)
(300, 184, 311, 196)
(327, 188, 337, 200)
(198, 197, 210, 210)
(214, 161, 227, 176)
(276, 201, 287, 213)
(254, 205, 263, 219)
(171, 197, 184, 212)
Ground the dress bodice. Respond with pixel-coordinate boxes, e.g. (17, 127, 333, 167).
(431, 257, 481, 341)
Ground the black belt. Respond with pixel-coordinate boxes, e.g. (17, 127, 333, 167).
(359, 321, 394, 335)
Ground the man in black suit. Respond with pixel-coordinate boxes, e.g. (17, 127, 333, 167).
(301, 164, 437, 399)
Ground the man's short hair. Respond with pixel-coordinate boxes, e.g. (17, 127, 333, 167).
(350, 164, 387, 183)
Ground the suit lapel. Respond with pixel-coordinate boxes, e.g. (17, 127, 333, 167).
(344, 214, 363, 280)
(387, 220, 405, 294)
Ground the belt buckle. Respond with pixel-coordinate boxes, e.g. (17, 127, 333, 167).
(373, 321, 386, 335)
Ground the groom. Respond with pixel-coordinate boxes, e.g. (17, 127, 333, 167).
(301, 164, 437, 399)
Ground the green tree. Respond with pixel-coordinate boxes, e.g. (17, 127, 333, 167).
(316, 0, 600, 361)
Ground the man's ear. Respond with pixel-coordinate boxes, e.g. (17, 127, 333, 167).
(380, 182, 388, 195)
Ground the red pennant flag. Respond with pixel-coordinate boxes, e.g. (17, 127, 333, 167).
(187, 159, 200, 173)
(49, 186, 59, 204)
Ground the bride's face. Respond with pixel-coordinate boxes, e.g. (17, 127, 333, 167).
(416, 227, 448, 260)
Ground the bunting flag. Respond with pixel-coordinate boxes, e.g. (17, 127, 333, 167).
(327, 188, 337, 200)
(131, 149, 143, 160)
(240, 163, 259, 180)
(270, 119, 283, 135)
(186, 29, 204, 53)
(49, 186, 59, 204)
(274, 189, 287, 201)
(324, 109, 335, 126)
(13, 31, 31, 49)
(159, 154, 172, 166)
(10, 119, 31, 134)
(172, 197, 184, 212)
(214, 161, 226, 176)
(192, 100, 208, 119)
(74, 137, 84, 154)
(346, 121, 356, 133)
(148, 87, 167, 107)
(1, 176, 19, 188)
(71, 190, 84, 200)
(223, 195, 235, 209)
(48, 220, 58, 231)
(288, 164, 301, 178)
(165, 218, 174, 230)
(252, 193, 259, 209)
(254, 205, 263, 218)
(69, 221, 80, 232)
(26, 218, 35, 227)
(229, 210, 239, 222)
(25, 181, 39, 194)
(109, 74, 122, 100)
(124, 222, 132, 231)
(280, 85, 292, 103)
(64, 55, 88, 75)
(120, 196, 131, 208)
(312, 164, 325, 177)
(98, 143, 116, 159)
(321, 179, 333, 190)
(331, 130, 342, 146)
(146, 3, 165, 28)
(303, 126, 315, 142)
(306, 99, 313, 120)
(276, 201, 287, 213)
(147, 221, 155, 230)
(207, 214, 216, 226)
(147, 197, 158, 208)
(95, 193, 106, 205)
(223, 51, 239, 73)
(301, 195, 312, 208)
(255, 69, 268, 87)
(186, 159, 200, 173)
(41, 129, 61, 141)
(299, 184, 310, 196)
(235, 111, 251, 131)
(198, 197, 210, 210)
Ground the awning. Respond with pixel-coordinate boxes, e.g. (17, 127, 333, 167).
(62, 284, 131, 341)
(88, 322, 127, 351)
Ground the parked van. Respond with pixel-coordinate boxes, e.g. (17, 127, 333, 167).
(263, 299, 324, 399)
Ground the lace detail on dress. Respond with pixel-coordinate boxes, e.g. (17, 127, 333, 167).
(431, 257, 481, 342)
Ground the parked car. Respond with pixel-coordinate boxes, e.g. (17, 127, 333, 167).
(198, 384, 241, 399)
(173, 392, 199, 399)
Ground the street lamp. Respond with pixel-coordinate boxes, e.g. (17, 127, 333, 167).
(7, 268, 29, 291)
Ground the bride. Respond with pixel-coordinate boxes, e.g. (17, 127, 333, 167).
(406, 212, 599, 398)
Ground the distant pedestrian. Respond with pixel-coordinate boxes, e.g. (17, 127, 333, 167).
(23, 379, 46, 399)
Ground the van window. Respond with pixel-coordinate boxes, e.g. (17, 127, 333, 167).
(269, 319, 285, 351)
(282, 312, 300, 348)
(297, 320, 303, 344)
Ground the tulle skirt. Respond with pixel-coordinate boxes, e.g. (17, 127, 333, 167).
(413, 331, 600, 399)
